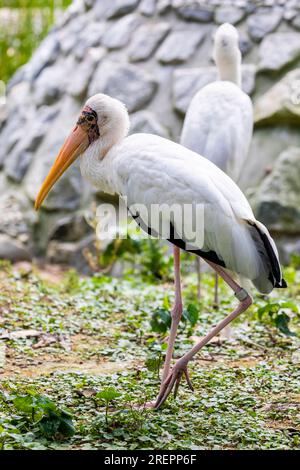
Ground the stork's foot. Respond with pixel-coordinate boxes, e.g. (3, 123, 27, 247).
(154, 360, 194, 409)
(132, 401, 156, 411)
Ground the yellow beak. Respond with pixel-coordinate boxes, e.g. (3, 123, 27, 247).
(34, 125, 89, 211)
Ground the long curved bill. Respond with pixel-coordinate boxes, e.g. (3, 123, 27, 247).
(34, 125, 89, 211)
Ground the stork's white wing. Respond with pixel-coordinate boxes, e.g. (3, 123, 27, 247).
(112, 133, 261, 281)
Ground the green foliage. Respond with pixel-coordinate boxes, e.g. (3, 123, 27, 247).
(95, 387, 121, 426)
(0, 1, 71, 83)
(150, 303, 199, 334)
(13, 393, 75, 439)
(145, 354, 163, 379)
(150, 308, 171, 334)
(0, 390, 75, 448)
(95, 387, 121, 403)
(0, 264, 299, 450)
(182, 303, 199, 327)
(100, 234, 173, 282)
(257, 300, 298, 337)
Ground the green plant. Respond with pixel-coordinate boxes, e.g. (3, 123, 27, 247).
(257, 300, 298, 337)
(95, 387, 121, 426)
(0, 1, 72, 84)
(13, 393, 75, 439)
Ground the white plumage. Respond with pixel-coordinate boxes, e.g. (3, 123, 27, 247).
(180, 23, 253, 182)
(78, 97, 283, 294)
(34, 92, 286, 407)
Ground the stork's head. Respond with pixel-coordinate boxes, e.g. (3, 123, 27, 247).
(213, 23, 241, 73)
(34, 94, 130, 210)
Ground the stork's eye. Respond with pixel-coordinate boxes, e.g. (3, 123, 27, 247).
(87, 115, 94, 122)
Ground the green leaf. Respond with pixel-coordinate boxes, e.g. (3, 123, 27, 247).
(183, 303, 199, 327)
(39, 415, 60, 438)
(145, 355, 161, 373)
(274, 313, 296, 337)
(96, 387, 121, 403)
(150, 308, 171, 334)
(13, 395, 36, 414)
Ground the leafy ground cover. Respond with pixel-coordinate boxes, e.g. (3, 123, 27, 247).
(0, 259, 299, 450)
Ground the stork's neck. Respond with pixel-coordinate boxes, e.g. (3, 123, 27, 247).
(79, 137, 122, 196)
(216, 53, 241, 87)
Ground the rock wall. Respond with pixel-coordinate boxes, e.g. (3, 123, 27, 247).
(0, 0, 300, 265)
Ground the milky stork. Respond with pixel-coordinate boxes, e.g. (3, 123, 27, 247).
(35, 93, 285, 408)
(181, 23, 253, 305)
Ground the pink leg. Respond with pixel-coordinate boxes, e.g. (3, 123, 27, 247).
(213, 272, 219, 308)
(154, 260, 252, 409)
(160, 246, 183, 384)
(196, 257, 201, 300)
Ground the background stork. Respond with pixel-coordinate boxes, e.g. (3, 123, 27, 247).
(180, 23, 253, 306)
(35, 93, 285, 408)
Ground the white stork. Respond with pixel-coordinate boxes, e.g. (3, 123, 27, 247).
(181, 23, 253, 305)
(35, 93, 286, 408)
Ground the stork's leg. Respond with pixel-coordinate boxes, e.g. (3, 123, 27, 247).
(196, 257, 201, 300)
(213, 272, 219, 309)
(160, 246, 183, 385)
(154, 260, 252, 409)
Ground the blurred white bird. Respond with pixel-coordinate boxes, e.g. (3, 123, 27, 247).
(35, 93, 285, 408)
(181, 23, 254, 305)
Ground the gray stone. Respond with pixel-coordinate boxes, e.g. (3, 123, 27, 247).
(292, 13, 300, 30)
(253, 147, 300, 234)
(106, 0, 140, 19)
(0, 234, 31, 262)
(58, 13, 89, 56)
(242, 64, 257, 95)
(26, 34, 60, 82)
(93, 0, 113, 19)
(247, 8, 282, 42)
(239, 34, 253, 56)
(215, 6, 246, 25)
(130, 110, 170, 138)
(284, 9, 298, 22)
(241, 126, 300, 191)
(33, 56, 75, 107)
(175, 3, 214, 23)
(74, 22, 107, 60)
(173, 67, 216, 115)
(0, 82, 34, 168)
(254, 68, 300, 125)
(279, 238, 300, 265)
(128, 22, 171, 62)
(4, 106, 59, 182)
(24, 96, 84, 211)
(139, 0, 156, 16)
(157, 0, 172, 14)
(102, 13, 141, 49)
(46, 234, 95, 273)
(0, 195, 30, 239)
(173, 65, 256, 114)
(49, 213, 92, 242)
(259, 32, 300, 71)
(0, 121, 24, 168)
(89, 62, 157, 113)
(6, 66, 27, 92)
(68, 48, 105, 99)
(157, 30, 205, 64)
(5, 151, 32, 183)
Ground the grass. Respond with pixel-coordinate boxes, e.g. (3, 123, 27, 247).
(0, 0, 72, 84)
(0, 260, 299, 450)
